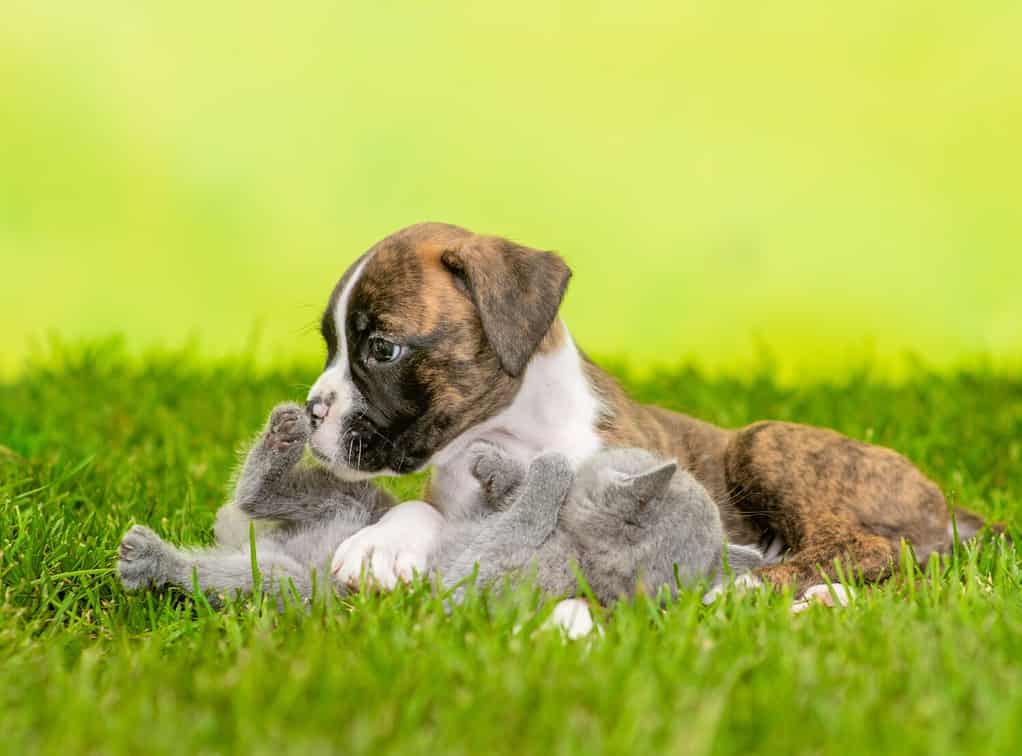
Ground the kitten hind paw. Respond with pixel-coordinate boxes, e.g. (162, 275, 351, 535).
(117, 525, 177, 591)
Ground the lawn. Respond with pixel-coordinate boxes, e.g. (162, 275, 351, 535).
(4, 3, 1020, 752)
(1, 342, 1020, 755)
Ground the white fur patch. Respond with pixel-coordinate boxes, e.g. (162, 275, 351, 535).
(548, 598, 595, 639)
(330, 500, 444, 591)
(790, 583, 855, 613)
(701, 572, 763, 604)
(211, 502, 278, 549)
(307, 254, 377, 480)
(429, 327, 604, 518)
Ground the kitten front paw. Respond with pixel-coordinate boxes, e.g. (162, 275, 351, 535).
(512, 451, 574, 512)
(470, 442, 524, 508)
(264, 402, 311, 453)
(528, 452, 574, 484)
(117, 525, 177, 591)
(255, 402, 310, 465)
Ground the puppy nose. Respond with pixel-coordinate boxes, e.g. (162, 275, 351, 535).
(306, 395, 333, 427)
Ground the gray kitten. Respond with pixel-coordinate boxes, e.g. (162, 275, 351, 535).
(117, 403, 394, 603)
(432, 444, 765, 605)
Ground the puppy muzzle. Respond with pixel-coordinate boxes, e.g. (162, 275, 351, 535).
(306, 393, 334, 430)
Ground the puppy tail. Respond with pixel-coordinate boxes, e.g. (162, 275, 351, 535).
(943, 506, 1011, 550)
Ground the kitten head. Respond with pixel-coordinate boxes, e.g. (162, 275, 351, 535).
(561, 448, 679, 540)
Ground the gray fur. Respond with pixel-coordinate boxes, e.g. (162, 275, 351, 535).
(432, 444, 765, 604)
(117, 403, 394, 604)
(430, 452, 579, 602)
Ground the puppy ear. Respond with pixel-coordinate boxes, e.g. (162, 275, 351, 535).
(441, 236, 571, 377)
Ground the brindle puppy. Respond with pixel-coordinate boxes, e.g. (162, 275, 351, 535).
(305, 223, 997, 599)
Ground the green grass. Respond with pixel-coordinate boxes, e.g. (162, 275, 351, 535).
(2, 342, 1021, 755)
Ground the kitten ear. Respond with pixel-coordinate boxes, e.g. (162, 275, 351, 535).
(615, 461, 677, 505)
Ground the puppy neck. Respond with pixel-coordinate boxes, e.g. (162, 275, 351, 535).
(429, 320, 604, 517)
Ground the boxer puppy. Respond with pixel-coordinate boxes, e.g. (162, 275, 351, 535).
(308, 223, 991, 604)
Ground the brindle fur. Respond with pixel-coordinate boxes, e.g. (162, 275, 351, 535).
(588, 366, 982, 589)
(317, 223, 569, 475)
(583, 320, 985, 590)
(327, 223, 992, 593)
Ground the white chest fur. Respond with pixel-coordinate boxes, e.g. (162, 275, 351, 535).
(428, 326, 605, 518)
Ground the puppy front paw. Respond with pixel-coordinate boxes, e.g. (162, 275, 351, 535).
(330, 501, 444, 591)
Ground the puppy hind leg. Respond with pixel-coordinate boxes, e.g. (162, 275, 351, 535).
(755, 529, 896, 612)
(726, 421, 946, 589)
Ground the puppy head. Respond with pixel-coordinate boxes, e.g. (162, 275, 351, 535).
(306, 223, 571, 479)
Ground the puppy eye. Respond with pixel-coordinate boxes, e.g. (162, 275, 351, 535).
(367, 336, 403, 364)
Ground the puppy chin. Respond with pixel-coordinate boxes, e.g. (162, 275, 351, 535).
(308, 424, 400, 481)
(328, 461, 385, 482)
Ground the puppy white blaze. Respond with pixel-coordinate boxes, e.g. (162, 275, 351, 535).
(307, 254, 374, 472)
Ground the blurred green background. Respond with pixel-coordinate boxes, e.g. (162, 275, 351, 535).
(2, 2, 1020, 379)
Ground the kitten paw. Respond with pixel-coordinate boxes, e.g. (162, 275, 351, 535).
(469, 442, 522, 506)
(528, 452, 574, 484)
(264, 402, 311, 452)
(790, 583, 854, 613)
(330, 501, 444, 591)
(510, 452, 574, 515)
(117, 525, 174, 591)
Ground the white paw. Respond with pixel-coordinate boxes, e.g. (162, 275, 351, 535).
(702, 572, 762, 604)
(331, 500, 444, 591)
(790, 583, 855, 614)
(547, 598, 595, 639)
